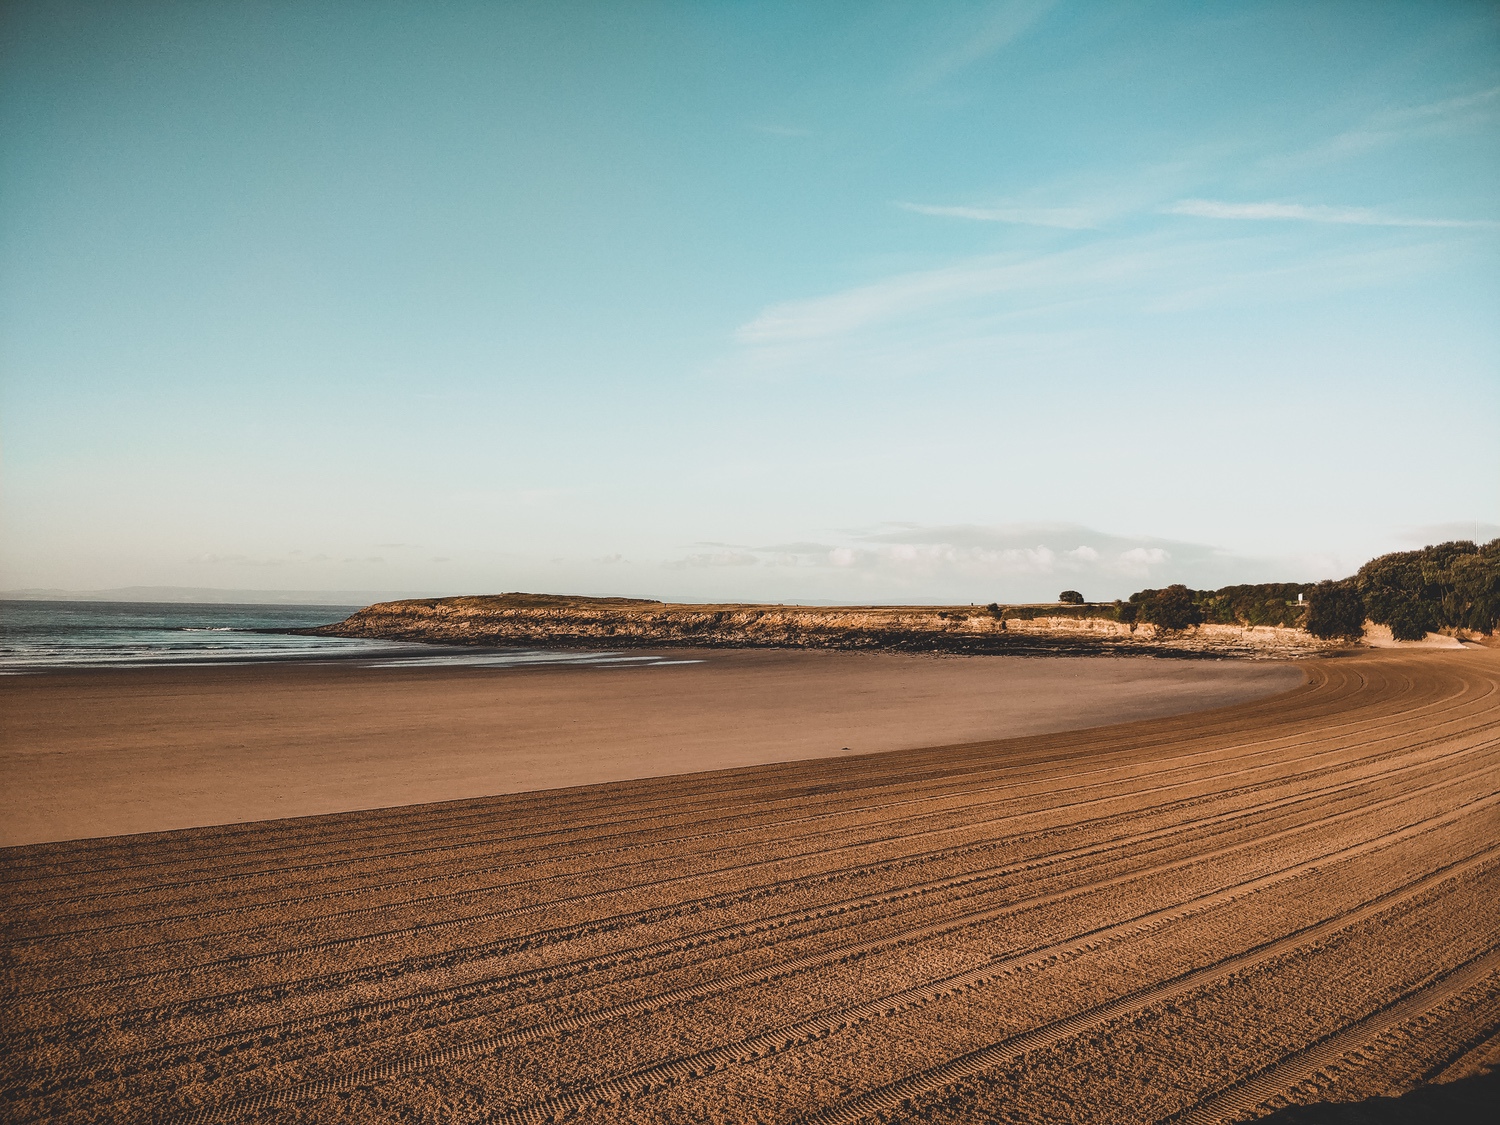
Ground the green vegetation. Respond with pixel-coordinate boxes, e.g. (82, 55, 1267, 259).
(1356, 539, 1500, 640)
(1110, 538, 1499, 641)
(1303, 581, 1366, 640)
(1128, 584, 1205, 631)
(1002, 603, 1116, 621)
(1058, 590, 1084, 604)
(1116, 584, 1282, 628)
(1193, 583, 1310, 627)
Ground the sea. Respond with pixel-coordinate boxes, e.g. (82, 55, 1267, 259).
(0, 601, 699, 674)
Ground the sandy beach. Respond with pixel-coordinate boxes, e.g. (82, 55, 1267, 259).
(0, 649, 1302, 846)
(3, 648, 1494, 1124)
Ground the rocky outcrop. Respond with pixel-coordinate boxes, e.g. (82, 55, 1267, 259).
(312, 593, 1345, 659)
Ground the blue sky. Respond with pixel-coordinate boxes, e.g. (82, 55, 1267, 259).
(2, 1, 1497, 603)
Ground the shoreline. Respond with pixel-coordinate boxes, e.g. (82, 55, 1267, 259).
(0, 641, 707, 676)
(0, 648, 1304, 847)
(293, 629, 1271, 660)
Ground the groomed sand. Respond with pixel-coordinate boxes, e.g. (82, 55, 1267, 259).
(3, 648, 1494, 1123)
(0, 649, 1303, 846)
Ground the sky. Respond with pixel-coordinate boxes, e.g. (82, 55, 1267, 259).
(2, 0, 1497, 604)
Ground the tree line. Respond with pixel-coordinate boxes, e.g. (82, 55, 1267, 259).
(1111, 539, 1498, 641)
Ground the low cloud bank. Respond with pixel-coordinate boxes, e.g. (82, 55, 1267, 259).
(661, 523, 1320, 604)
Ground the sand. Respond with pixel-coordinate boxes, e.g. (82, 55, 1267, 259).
(0, 649, 1302, 846)
(1360, 624, 1470, 649)
(2, 648, 1494, 1124)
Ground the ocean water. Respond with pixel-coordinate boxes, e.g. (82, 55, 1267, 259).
(0, 601, 700, 673)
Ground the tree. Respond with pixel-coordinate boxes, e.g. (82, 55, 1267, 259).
(1357, 539, 1500, 637)
(1304, 581, 1364, 640)
(1449, 547, 1500, 632)
(1058, 590, 1084, 605)
(1193, 582, 1308, 627)
(1139, 585, 1204, 631)
(1387, 599, 1436, 642)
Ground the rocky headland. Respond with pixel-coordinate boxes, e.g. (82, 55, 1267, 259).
(312, 593, 1347, 659)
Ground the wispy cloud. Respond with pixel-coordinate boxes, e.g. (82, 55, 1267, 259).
(911, 0, 1060, 87)
(732, 240, 1187, 346)
(1376, 83, 1500, 128)
(1283, 84, 1500, 167)
(898, 201, 1100, 229)
(733, 262, 993, 345)
(1165, 199, 1498, 229)
(723, 188, 1463, 382)
(720, 232, 1450, 386)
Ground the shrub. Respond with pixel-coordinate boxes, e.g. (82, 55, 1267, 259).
(1449, 546, 1500, 632)
(1304, 581, 1365, 640)
(1122, 582, 1305, 629)
(1358, 539, 1500, 636)
(1116, 540, 1499, 643)
(1387, 599, 1437, 642)
(1058, 590, 1084, 605)
(1193, 583, 1309, 627)
(1138, 584, 1204, 631)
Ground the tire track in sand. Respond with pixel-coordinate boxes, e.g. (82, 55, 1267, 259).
(1163, 949, 1500, 1125)
(151, 799, 1500, 1125)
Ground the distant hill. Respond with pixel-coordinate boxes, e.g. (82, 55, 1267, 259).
(315, 594, 1338, 658)
(0, 586, 423, 606)
(311, 540, 1499, 655)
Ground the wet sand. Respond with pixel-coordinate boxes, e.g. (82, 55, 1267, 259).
(0, 649, 1303, 846)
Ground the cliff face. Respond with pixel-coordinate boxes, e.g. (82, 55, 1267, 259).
(314, 594, 1342, 658)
